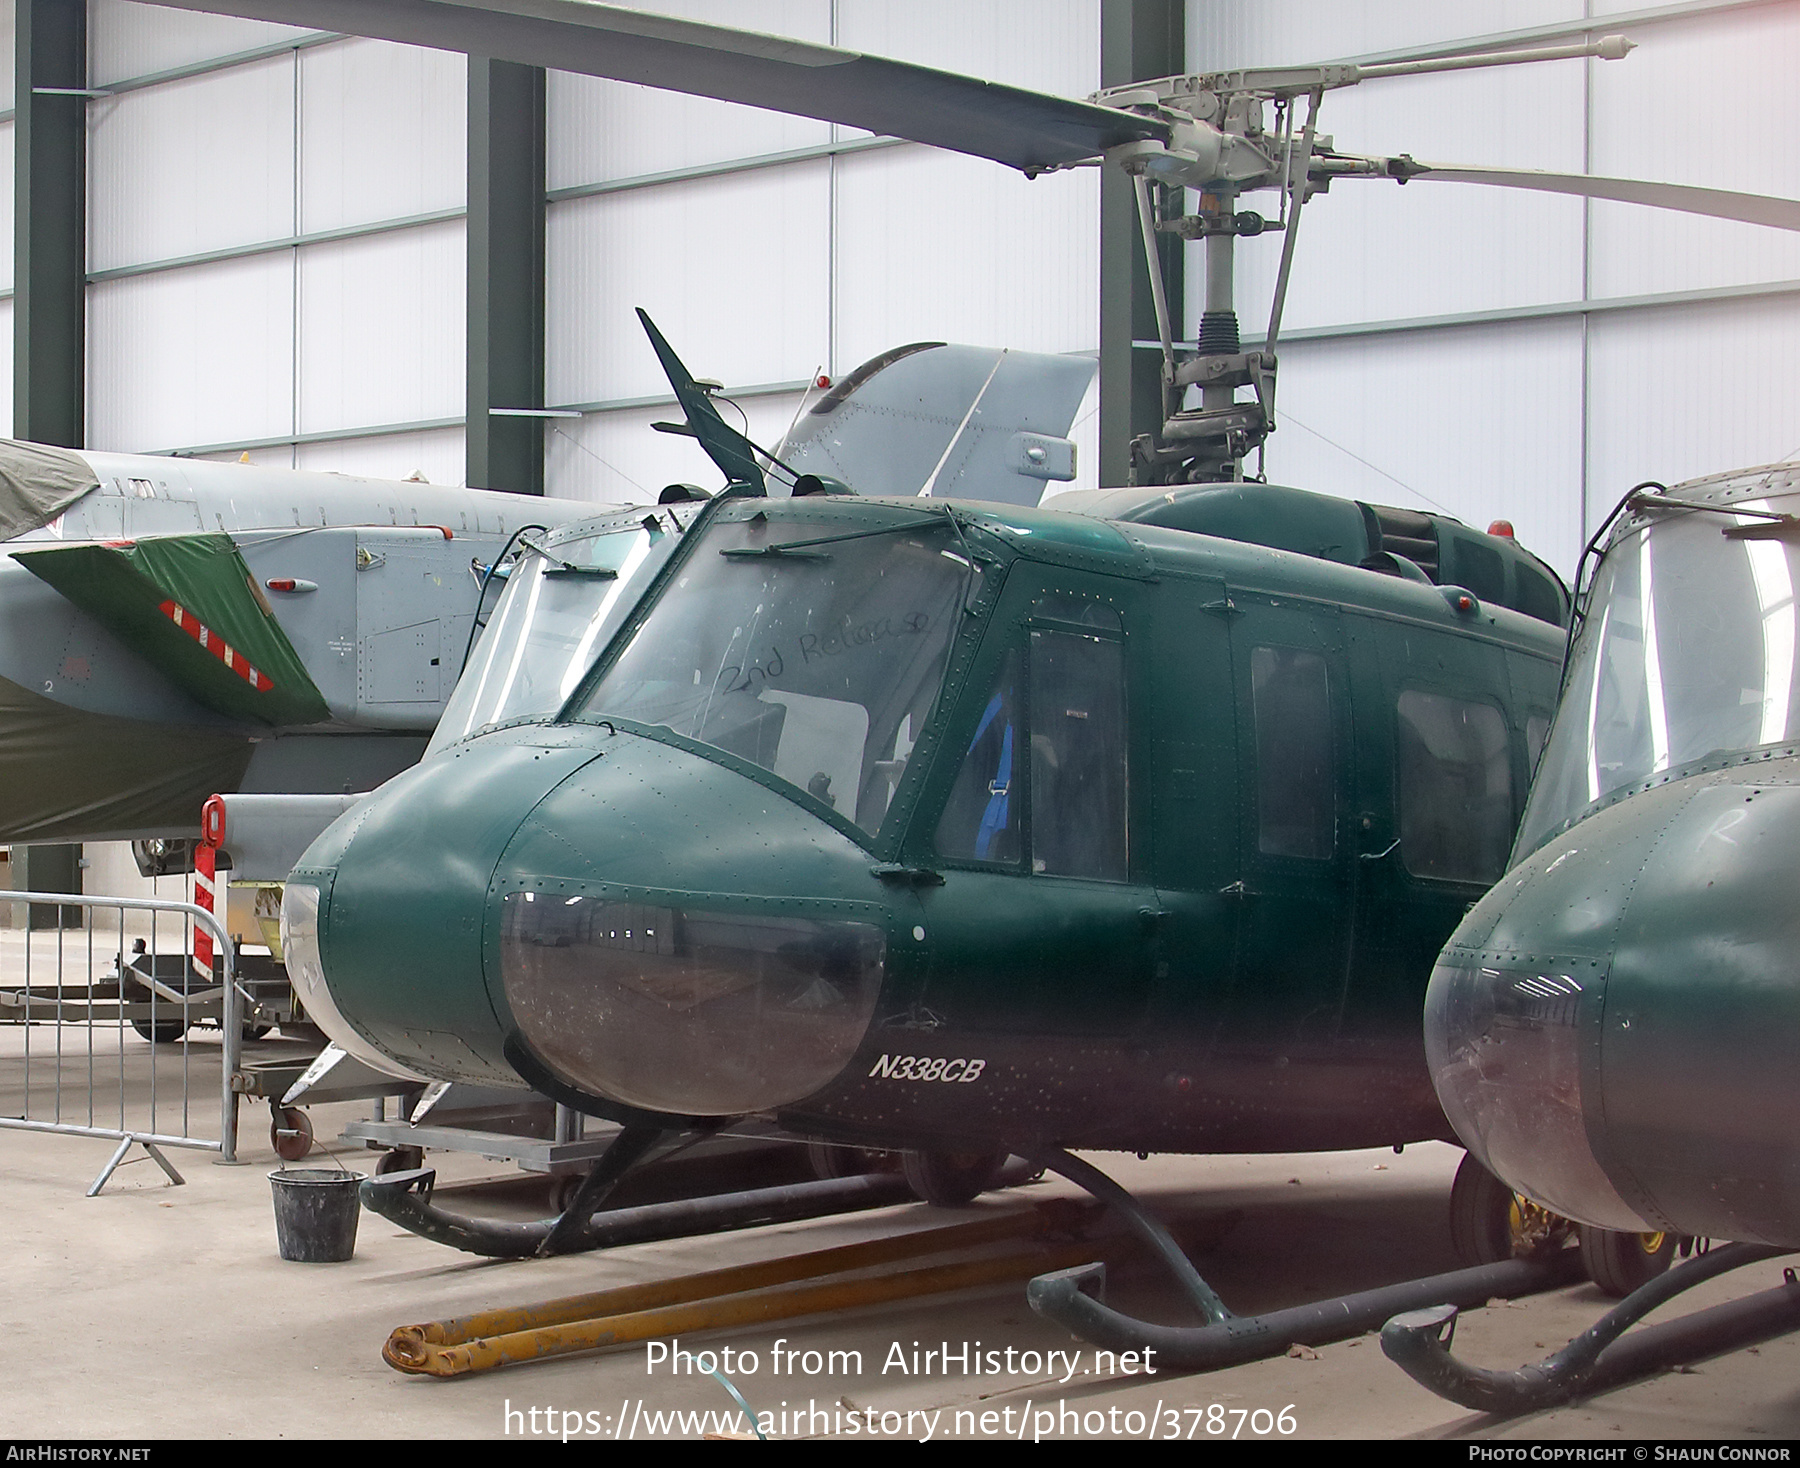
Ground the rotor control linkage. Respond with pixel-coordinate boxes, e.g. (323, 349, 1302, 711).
(1024, 1147, 1583, 1371)
(1381, 1241, 1798, 1412)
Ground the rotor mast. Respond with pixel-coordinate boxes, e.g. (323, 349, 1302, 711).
(1095, 34, 1634, 486)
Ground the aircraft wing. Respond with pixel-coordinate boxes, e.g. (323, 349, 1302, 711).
(11, 533, 331, 727)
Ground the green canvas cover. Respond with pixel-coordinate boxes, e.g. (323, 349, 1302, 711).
(13, 532, 330, 727)
(0, 439, 100, 541)
(0, 675, 253, 842)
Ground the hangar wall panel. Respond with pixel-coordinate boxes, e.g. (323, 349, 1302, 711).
(1587, 6, 1800, 298)
(836, 0, 1097, 99)
(1586, 295, 1800, 519)
(88, 0, 314, 85)
(298, 37, 466, 234)
(295, 220, 465, 434)
(1184, 0, 1582, 69)
(1266, 318, 1586, 576)
(833, 149, 1098, 369)
(0, 121, 14, 292)
(88, 253, 295, 452)
(546, 162, 831, 407)
(294, 427, 465, 488)
(0, 1, 13, 109)
(87, 55, 296, 272)
(546, 0, 831, 190)
(0, 298, 14, 439)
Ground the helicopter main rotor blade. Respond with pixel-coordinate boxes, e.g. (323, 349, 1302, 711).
(1392, 160, 1800, 232)
(147, 0, 1168, 171)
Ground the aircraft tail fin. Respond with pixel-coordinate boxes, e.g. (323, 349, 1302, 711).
(782, 344, 1093, 507)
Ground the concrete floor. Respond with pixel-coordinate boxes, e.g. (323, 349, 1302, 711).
(3, 1058, 1799, 1442)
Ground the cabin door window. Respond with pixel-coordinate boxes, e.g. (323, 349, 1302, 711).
(934, 610, 1130, 883)
(1396, 690, 1512, 882)
(1250, 645, 1334, 859)
(1028, 628, 1127, 881)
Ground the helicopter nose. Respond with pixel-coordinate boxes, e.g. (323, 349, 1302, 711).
(284, 722, 893, 1118)
(282, 725, 615, 1090)
(488, 731, 890, 1118)
(1429, 768, 1800, 1244)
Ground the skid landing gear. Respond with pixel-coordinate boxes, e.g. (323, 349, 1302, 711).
(1022, 1148, 1581, 1371)
(1383, 1243, 1800, 1412)
(360, 1122, 920, 1259)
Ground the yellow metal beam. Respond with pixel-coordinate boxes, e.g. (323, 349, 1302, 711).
(386, 1200, 1099, 1378)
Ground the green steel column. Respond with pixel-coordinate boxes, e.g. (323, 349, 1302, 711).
(1099, 0, 1184, 487)
(15, 0, 86, 451)
(15, 0, 87, 928)
(467, 57, 547, 495)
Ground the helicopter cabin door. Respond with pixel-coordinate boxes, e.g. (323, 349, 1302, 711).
(1340, 620, 1520, 1057)
(1216, 596, 1356, 1088)
(912, 575, 1158, 1053)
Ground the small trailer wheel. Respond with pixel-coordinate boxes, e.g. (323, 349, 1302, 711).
(271, 1106, 314, 1162)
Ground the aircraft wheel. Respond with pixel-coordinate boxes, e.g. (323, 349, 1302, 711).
(271, 1106, 313, 1162)
(903, 1148, 1007, 1208)
(131, 1018, 187, 1044)
(1579, 1225, 1675, 1297)
(549, 1173, 585, 1216)
(1449, 1152, 1517, 1263)
(1448, 1151, 1571, 1264)
(806, 1141, 889, 1181)
(375, 1145, 424, 1177)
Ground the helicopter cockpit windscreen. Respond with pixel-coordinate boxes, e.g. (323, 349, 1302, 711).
(578, 504, 977, 839)
(1519, 488, 1800, 854)
(430, 512, 684, 753)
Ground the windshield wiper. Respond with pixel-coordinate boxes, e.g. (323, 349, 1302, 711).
(518, 535, 619, 577)
(1627, 491, 1800, 540)
(718, 511, 955, 560)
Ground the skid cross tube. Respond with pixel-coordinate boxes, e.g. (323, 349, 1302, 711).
(1023, 1147, 1583, 1370)
(1381, 1241, 1797, 1412)
(361, 1166, 919, 1259)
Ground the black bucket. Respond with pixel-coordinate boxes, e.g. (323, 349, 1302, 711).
(269, 1168, 365, 1262)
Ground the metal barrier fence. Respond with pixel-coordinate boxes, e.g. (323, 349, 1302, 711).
(0, 890, 238, 1193)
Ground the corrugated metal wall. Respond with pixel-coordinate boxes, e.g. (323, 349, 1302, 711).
(80, 1, 467, 482)
(542, 0, 1101, 505)
(0, 1, 1787, 576)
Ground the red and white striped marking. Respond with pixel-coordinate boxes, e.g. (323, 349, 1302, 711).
(157, 599, 273, 692)
(193, 842, 217, 980)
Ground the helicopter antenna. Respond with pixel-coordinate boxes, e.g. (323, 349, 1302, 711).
(918, 350, 1008, 498)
